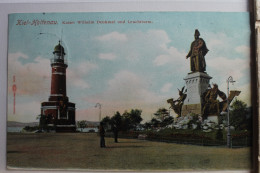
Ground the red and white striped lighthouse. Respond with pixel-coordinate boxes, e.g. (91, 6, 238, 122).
(50, 41, 67, 99)
(41, 41, 76, 132)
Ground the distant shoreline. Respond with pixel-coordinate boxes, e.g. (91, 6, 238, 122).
(7, 121, 99, 132)
(7, 121, 39, 127)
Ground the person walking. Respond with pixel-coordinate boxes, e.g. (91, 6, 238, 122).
(112, 124, 118, 143)
(99, 122, 106, 148)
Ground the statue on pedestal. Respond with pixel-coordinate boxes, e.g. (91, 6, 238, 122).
(186, 29, 209, 72)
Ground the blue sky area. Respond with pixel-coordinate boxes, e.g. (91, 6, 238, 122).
(7, 12, 251, 122)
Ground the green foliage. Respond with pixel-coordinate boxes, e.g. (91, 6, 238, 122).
(110, 111, 122, 131)
(154, 108, 169, 121)
(161, 116, 174, 127)
(229, 99, 251, 130)
(143, 122, 152, 130)
(101, 116, 111, 130)
(187, 114, 201, 130)
(215, 128, 223, 141)
(121, 109, 143, 131)
(101, 109, 143, 132)
(23, 126, 39, 132)
(151, 118, 160, 128)
(145, 108, 173, 129)
(77, 120, 87, 132)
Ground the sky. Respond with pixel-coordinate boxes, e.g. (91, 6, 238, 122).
(7, 12, 251, 123)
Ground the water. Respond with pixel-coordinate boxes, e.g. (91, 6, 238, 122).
(7, 127, 24, 132)
(77, 127, 98, 133)
(7, 127, 98, 133)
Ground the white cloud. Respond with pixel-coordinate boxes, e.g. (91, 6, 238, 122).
(76, 62, 98, 75)
(204, 32, 250, 59)
(235, 45, 250, 54)
(98, 53, 116, 60)
(206, 32, 228, 49)
(8, 52, 97, 96)
(84, 70, 169, 121)
(71, 78, 90, 89)
(147, 30, 171, 48)
(207, 56, 249, 81)
(9, 52, 29, 60)
(136, 30, 188, 72)
(153, 46, 186, 66)
(161, 83, 173, 93)
(96, 30, 177, 64)
(237, 83, 251, 106)
(8, 52, 50, 96)
(97, 31, 128, 42)
(67, 62, 98, 89)
(106, 70, 159, 103)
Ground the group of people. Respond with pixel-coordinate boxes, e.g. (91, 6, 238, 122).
(99, 122, 118, 148)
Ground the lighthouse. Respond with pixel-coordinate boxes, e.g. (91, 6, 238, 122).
(41, 41, 76, 132)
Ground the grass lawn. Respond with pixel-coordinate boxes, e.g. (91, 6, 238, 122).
(7, 132, 252, 171)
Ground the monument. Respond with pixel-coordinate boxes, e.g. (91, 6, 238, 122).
(168, 29, 240, 124)
(181, 29, 212, 117)
(41, 41, 76, 132)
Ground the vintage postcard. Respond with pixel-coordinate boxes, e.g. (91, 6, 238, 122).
(7, 11, 253, 171)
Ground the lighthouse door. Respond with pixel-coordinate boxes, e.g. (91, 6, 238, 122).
(59, 100, 68, 119)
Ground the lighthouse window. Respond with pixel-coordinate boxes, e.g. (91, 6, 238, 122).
(54, 68, 57, 72)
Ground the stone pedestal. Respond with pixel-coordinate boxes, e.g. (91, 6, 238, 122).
(181, 72, 212, 116)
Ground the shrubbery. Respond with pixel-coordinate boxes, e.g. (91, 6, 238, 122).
(23, 126, 39, 132)
(111, 128, 251, 147)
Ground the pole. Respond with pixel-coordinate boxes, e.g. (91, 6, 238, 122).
(227, 78, 230, 148)
(95, 103, 101, 122)
(227, 76, 235, 148)
(99, 106, 101, 122)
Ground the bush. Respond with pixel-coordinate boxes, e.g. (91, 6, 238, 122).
(231, 131, 251, 139)
(215, 128, 223, 141)
(23, 126, 39, 132)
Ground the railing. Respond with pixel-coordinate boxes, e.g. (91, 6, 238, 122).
(50, 58, 68, 65)
(105, 131, 252, 148)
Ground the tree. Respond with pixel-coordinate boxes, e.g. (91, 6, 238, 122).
(161, 116, 174, 127)
(129, 109, 143, 130)
(121, 112, 131, 131)
(152, 108, 173, 128)
(121, 109, 143, 131)
(154, 108, 169, 121)
(101, 116, 111, 130)
(229, 99, 251, 130)
(110, 112, 122, 142)
(110, 112, 122, 130)
(77, 120, 87, 132)
(216, 128, 223, 140)
(151, 118, 160, 128)
(143, 122, 152, 130)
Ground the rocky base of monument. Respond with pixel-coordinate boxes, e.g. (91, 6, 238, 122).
(173, 114, 234, 132)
